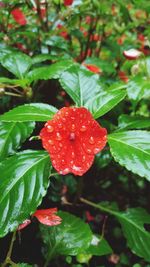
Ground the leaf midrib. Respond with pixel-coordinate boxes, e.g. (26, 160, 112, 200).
(108, 135, 150, 157)
(0, 122, 17, 158)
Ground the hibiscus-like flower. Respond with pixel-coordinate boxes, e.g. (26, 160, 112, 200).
(40, 107, 107, 176)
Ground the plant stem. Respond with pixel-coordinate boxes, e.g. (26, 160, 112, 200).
(2, 231, 17, 267)
(80, 197, 117, 217)
(4, 92, 23, 97)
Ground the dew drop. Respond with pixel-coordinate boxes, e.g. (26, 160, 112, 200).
(56, 132, 62, 141)
(61, 159, 65, 165)
(62, 117, 66, 122)
(58, 123, 63, 128)
(57, 154, 61, 159)
(89, 136, 95, 144)
(71, 151, 75, 158)
(70, 160, 74, 164)
(71, 124, 75, 131)
(94, 148, 100, 154)
(70, 132, 75, 141)
(71, 116, 75, 120)
(72, 108, 76, 112)
(48, 139, 54, 145)
(87, 149, 92, 154)
(59, 143, 63, 148)
(80, 125, 87, 132)
(82, 156, 86, 162)
(65, 111, 69, 116)
(47, 125, 54, 133)
(52, 159, 56, 165)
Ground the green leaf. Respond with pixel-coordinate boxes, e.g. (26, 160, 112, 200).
(0, 103, 57, 122)
(1, 52, 32, 79)
(81, 199, 150, 262)
(32, 54, 58, 64)
(85, 88, 126, 119)
(118, 115, 150, 131)
(116, 208, 150, 262)
(0, 150, 51, 237)
(0, 121, 35, 161)
(26, 59, 74, 83)
(85, 235, 112, 256)
(108, 131, 150, 180)
(59, 65, 102, 106)
(40, 211, 92, 260)
(127, 77, 150, 102)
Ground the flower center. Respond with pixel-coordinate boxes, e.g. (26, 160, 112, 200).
(69, 132, 75, 141)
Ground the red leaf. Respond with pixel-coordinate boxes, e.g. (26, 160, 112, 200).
(33, 208, 62, 226)
(11, 8, 27, 26)
(40, 107, 107, 176)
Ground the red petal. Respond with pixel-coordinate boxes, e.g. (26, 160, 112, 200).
(40, 107, 107, 176)
(33, 208, 62, 226)
(83, 63, 101, 74)
(17, 219, 31, 231)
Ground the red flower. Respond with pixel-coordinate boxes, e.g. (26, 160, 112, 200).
(64, 0, 73, 6)
(123, 48, 142, 60)
(40, 107, 107, 176)
(18, 219, 31, 231)
(11, 8, 27, 26)
(33, 208, 62, 226)
(83, 63, 102, 74)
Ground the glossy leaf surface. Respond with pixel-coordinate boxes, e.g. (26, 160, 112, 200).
(0, 103, 57, 122)
(40, 211, 92, 259)
(0, 150, 51, 237)
(118, 115, 150, 131)
(26, 59, 74, 83)
(85, 235, 112, 256)
(108, 131, 150, 180)
(59, 65, 102, 106)
(0, 121, 35, 160)
(1, 52, 32, 79)
(85, 88, 126, 119)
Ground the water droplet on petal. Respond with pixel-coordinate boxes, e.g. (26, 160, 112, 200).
(70, 160, 74, 164)
(65, 111, 69, 116)
(62, 117, 66, 122)
(71, 116, 75, 120)
(58, 123, 63, 129)
(89, 136, 95, 144)
(48, 139, 54, 145)
(94, 148, 100, 154)
(57, 154, 61, 159)
(56, 132, 62, 141)
(61, 159, 65, 165)
(59, 143, 63, 148)
(71, 152, 75, 158)
(80, 125, 87, 132)
(87, 149, 92, 154)
(82, 156, 86, 162)
(71, 124, 75, 131)
(47, 125, 54, 133)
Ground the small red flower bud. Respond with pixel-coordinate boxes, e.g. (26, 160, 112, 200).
(123, 49, 142, 60)
(11, 8, 27, 26)
(64, 0, 73, 6)
(83, 63, 102, 74)
(40, 107, 107, 176)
